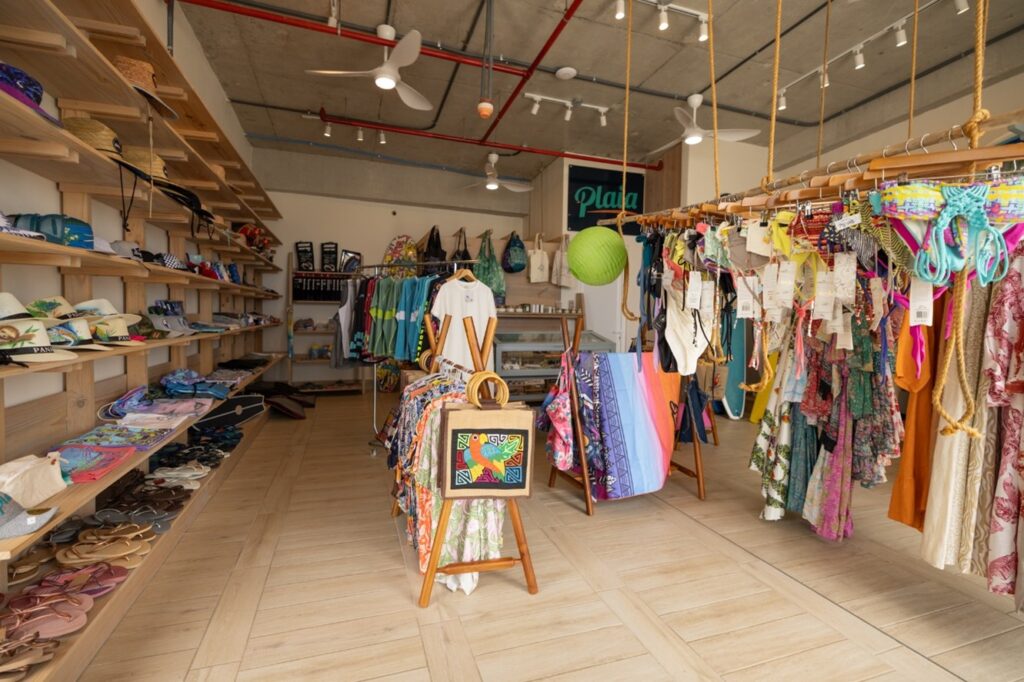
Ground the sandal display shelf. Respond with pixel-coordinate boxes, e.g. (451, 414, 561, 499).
(0, 352, 283, 568)
(22, 403, 273, 682)
(52, 0, 283, 230)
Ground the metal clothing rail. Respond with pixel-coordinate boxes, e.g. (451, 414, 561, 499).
(357, 259, 479, 270)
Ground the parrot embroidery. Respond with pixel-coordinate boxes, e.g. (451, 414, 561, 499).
(462, 433, 520, 482)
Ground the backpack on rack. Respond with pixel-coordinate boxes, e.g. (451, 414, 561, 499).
(420, 225, 447, 273)
(451, 228, 472, 267)
(501, 231, 527, 273)
(473, 230, 506, 304)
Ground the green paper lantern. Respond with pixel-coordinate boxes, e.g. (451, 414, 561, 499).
(567, 226, 628, 286)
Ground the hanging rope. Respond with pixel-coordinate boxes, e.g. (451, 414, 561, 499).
(907, 0, 920, 137)
(815, 0, 832, 167)
(762, 0, 784, 191)
(617, 0, 639, 322)
(931, 0, 990, 438)
(706, 0, 720, 198)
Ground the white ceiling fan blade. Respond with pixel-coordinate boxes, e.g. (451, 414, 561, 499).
(387, 30, 422, 69)
(646, 136, 684, 158)
(461, 180, 485, 190)
(673, 106, 694, 128)
(305, 69, 376, 77)
(395, 80, 433, 111)
(710, 128, 760, 142)
(500, 179, 533, 192)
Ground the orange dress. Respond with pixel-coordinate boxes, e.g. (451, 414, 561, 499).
(888, 297, 943, 530)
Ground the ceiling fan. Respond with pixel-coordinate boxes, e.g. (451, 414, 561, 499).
(306, 25, 433, 111)
(647, 93, 759, 156)
(464, 153, 533, 192)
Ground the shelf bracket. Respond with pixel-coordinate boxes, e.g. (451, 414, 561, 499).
(67, 16, 146, 47)
(0, 25, 74, 55)
(174, 127, 219, 143)
(57, 99, 143, 122)
(0, 139, 77, 162)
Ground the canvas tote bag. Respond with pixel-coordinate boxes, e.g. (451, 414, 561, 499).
(550, 233, 573, 288)
(528, 234, 550, 283)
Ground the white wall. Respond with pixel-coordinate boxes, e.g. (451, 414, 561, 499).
(683, 141, 769, 205)
(261, 191, 526, 380)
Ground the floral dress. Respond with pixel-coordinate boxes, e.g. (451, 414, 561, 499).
(750, 342, 795, 521)
(984, 254, 1024, 610)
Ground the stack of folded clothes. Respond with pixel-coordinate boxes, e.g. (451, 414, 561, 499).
(160, 369, 231, 399)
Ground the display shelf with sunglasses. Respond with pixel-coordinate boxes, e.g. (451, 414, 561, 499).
(0, 364, 281, 680)
(51, 0, 284, 232)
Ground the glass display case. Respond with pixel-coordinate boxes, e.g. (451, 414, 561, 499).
(493, 331, 615, 402)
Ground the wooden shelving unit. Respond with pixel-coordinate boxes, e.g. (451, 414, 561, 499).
(0, 2, 286, 678)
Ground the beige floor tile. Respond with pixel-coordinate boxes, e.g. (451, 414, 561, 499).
(184, 662, 240, 682)
(932, 626, 1024, 682)
(91, 619, 208, 665)
(843, 582, 972, 628)
(258, 567, 409, 610)
(884, 603, 1023, 656)
(192, 564, 271, 667)
(637, 570, 771, 615)
(662, 589, 804, 641)
(235, 637, 426, 682)
(689, 613, 845, 673)
(421, 619, 482, 681)
(615, 550, 741, 591)
(724, 639, 892, 682)
(541, 654, 673, 681)
(474, 625, 647, 682)
(251, 588, 415, 637)
(79, 649, 197, 682)
(461, 597, 620, 656)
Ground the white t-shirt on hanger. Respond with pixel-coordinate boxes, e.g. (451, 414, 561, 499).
(431, 279, 496, 371)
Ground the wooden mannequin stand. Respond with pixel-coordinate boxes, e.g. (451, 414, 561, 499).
(666, 375, 718, 500)
(417, 312, 538, 607)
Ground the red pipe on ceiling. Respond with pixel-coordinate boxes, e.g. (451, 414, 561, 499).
(319, 109, 663, 171)
(479, 0, 585, 143)
(172, 0, 527, 76)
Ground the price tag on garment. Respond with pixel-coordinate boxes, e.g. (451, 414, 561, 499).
(833, 212, 862, 232)
(811, 270, 834, 321)
(700, 281, 716, 317)
(745, 220, 773, 257)
(909, 276, 934, 327)
(826, 301, 845, 335)
(833, 252, 857, 305)
(836, 313, 854, 350)
(774, 261, 797, 309)
(869, 277, 887, 331)
(736, 276, 759, 319)
(685, 271, 703, 309)
(761, 263, 779, 311)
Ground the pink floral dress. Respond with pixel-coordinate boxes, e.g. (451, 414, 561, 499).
(984, 252, 1024, 610)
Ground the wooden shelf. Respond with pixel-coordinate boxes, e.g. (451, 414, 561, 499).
(498, 312, 584, 319)
(0, 353, 283, 562)
(51, 0, 283, 230)
(292, 329, 333, 336)
(25, 407, 271, 682)
(292, 299, 343, 305)
(291, 357, 331, 364)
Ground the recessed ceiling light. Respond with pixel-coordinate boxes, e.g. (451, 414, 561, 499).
(555, 66, 578, 80)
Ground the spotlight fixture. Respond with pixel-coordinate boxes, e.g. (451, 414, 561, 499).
(614, 0, 625, 20)
(323, 122, 331, 138)
(853, 46, 865, 70)
(777, 90, 787, 111)
(954, 0, 969, 14)
(895, 22, 907, 47)
(820, 69, 830, 89)
(378, 130, 386, 145)
(599, 109, 608, 127)
(658, 7, 669, 31)
(530, 99, 540, 115)
(356, 127, 364, 142)
(698, 17, 708, 42)
(564, 105, 573, 122)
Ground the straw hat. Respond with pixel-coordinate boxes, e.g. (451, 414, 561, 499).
(73, 298, 142, 327)
(91, 316, 145, 347)
(64, 117, 123, 157)
(47, 318, 116, 351)
(112, 55, 178, 119)
(121, 146, 169, 182)
(0, 319, 78, 363)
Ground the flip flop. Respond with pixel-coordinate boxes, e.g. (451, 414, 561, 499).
(3, 602, 87, 640)
(93, 509, 130, 525)
(55, 538, 145, 566)
(39, 563, 128, 597)
(7, 592, 94, 614)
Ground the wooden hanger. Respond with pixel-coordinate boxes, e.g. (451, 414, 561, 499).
(447, 268, 477, 282)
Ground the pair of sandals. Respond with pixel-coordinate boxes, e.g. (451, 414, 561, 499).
(0, 634, 59, 680)
(55, 524, 153, 570)
(6, 547, 57, 589)
(146, 462, 211, 491)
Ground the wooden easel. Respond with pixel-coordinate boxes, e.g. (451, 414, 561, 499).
(417, 315, 538, 607)
(667, 375, 716, 500)
(546, 313, 597, 515)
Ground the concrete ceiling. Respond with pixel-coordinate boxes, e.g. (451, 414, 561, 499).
(183, 0, 1024, 181)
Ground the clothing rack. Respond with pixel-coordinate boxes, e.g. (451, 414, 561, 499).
(357, 259, 479, 271)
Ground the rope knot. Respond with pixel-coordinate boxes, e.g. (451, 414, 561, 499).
(961, 108, 991, 147)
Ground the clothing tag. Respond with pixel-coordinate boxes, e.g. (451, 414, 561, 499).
(745, 220, 773, 257)
(869, 277, 886, 331)
(811, 270, 834, 321)
(909, 277, 933, 326)
(775, 261, 797, 309)
(836, 313, 854, 350)
(700, 281, 715, 317)
(761, 263, 779, 311)
(736, 276, 758, 319)
(826, 301, 845, 334)
(766, 306, 784, 323)
(833, 213, 862, 232)
(685, 271, 702, 309)
(833, 252, 857, 305)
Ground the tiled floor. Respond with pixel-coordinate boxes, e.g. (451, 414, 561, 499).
(81, 394, 1024, 681)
